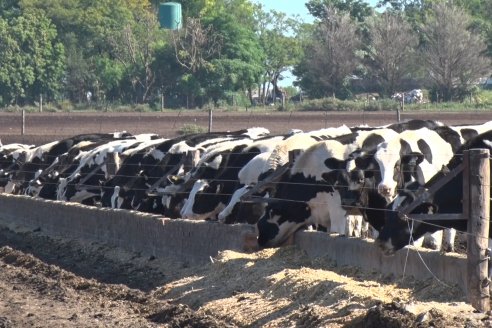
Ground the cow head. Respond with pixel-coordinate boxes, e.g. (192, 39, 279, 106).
(257, 197, 311, 247)
(375, 139, 425, 201)
(180, 179, 226, 220)
(376, 193, 438, 256)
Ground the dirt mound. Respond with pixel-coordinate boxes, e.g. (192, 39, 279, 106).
(147, 303, 234, 327)
(356, 302, 458, 328)
(0, 317, 13, 328)
(0, 225, 233, 327)
(1, 222, 491, 327)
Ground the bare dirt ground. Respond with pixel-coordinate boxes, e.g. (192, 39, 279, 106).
(0, 110, 491, 145)
(1, 110, 492, 327)
(0, 222, 490, 328)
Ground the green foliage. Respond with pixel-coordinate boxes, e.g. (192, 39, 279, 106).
(178, 124, 206, 135)
(420, 3, 491, 102)
(294, 8, 362, 100)
(479, 89, 492, 103)
(0, 11, 65, 105)
(254, 8, 302, 105)
(306, 0, 374, 22)
(0, 0, 489, 109)
(296, 97, 399, 111)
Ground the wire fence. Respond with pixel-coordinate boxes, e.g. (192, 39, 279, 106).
(1, 135, 491, 243)
(4, 124, 491, 312)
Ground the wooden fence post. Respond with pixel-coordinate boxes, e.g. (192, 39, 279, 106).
(21, 108, 25, 136)
(466, 148, 490, 312)
(208, 107, 213, 133)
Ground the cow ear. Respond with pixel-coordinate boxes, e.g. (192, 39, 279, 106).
(324, 158, 341, 170)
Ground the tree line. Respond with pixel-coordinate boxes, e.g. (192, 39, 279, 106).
(0, 0, 490, 109)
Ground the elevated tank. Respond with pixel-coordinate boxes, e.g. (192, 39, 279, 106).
(159, 2, 182, 30)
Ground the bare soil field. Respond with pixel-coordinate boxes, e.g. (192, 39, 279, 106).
(1, 110, 492, 327)
(1, 222, 491, 328)
(0, 110, 491, 145)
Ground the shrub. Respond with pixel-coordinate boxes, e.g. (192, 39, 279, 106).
(296, 97, 399, 111)
(57, 100, 74, 112)
(178, 124, 206, 135)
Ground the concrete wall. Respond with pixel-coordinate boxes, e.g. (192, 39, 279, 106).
(295, 230, 467, 291)
(0, 193, 467, 291)
(0, 194, 256, 265)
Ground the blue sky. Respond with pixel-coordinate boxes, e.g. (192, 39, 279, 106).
(254, 0, 379, 23)
(254, 1, 380, 87)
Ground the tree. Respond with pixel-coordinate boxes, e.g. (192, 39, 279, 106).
(0, 11, 65, 105)
(294, 6, 362, 99)
(453, 0, 492, 58)
(254, 8, 302, 105)
(171, 17, 222, 75)
(165, 0, 265, 108)
(307, 0, 373, 22)
(0, 0, 21, 19)
(420, 3, 491, 101)
(108, 5, 163, 103)
(204, 11, 263, 105)
(63, 32, 93, 103)
(168, 17, 222, 107)
(365, 12, 418, 96)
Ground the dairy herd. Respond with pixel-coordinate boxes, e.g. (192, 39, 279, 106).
(1, 119, 492, 256)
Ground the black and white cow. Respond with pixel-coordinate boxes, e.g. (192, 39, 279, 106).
(253, 126, 410, 247)
(357, 121, 492, 203)
(373, 127, 457, 201)
(348, 122, 492, 250)
(219, 126, 355, 224)
(449, 120, 492, 143)
(100, 137, 172, 210)
(256, 121, 442, 246)
(256, 139, 368, 247)
(217, 151, 273, 224)
(5, 132, 135, 195)
(373, 122, 492, 201)
(102, 128, 271, 215)
(4, 140, 61, 194)
(0, 143, 36, 188)
(31, 139, 118, 199)
(57, 134, 158, 205)
(180, 126, 353, 222)
(376, 130, 492, 256)
(178, 135, 286, 221)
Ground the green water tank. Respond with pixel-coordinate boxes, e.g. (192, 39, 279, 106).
(159, 2, 182, 30)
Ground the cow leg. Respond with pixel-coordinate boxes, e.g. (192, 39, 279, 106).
(345, 215, 363, 238)
(345, 215, 355, 237)
(360, 219, 370, 239)
(281, 232, 296, 246)
(441, 228, 456, 253)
